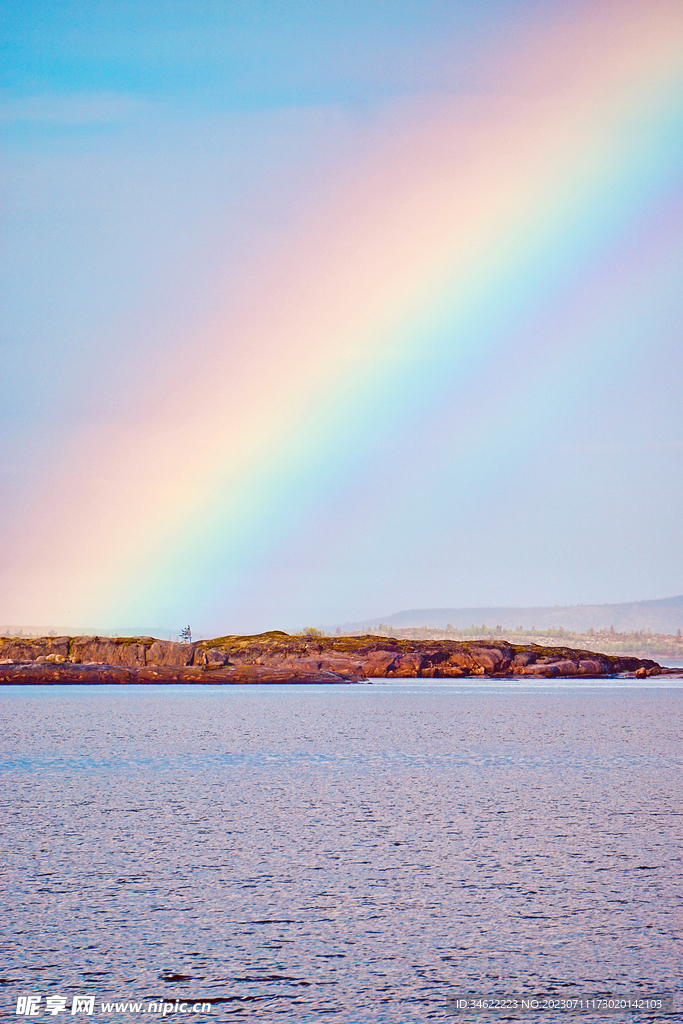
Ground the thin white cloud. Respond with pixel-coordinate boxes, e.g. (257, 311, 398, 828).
(0, 92, 155, 126)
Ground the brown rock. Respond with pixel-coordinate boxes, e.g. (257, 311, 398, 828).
(358, 651, 400, 676)
(465, 644, 512, 674)
(194, 648, 228, 669)
(391, 653, 424, 676)
(0, 637, 70, 662)
(552, 659, 581, 676)
(146, 640, 195, 667)
(511, 651, 536, 669)
(70, 636, 148, 666)
(136, 666, 206, 683)
(0, 663, 132, 684)
(206, 664, 351, 684)
(577, 659, 605, 675)
(318, 655, 367, 674)
(435, 663, 467, 677)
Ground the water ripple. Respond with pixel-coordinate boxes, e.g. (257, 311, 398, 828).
(1, 684, 681, 1022)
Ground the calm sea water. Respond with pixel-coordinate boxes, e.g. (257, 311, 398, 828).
(1, 681, 682, 1024)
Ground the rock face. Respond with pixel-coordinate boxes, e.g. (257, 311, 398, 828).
(0, 631, 673, 684)
(70, 636, 152, 666)
(0, 637, 71, 662)
(146, 640, 195, 667)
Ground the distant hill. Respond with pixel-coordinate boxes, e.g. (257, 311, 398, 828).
(342, 596, 683, 634)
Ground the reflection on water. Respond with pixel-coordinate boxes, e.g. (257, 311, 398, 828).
(1, 682, 682, 1022)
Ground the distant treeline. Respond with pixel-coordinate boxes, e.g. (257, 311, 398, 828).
(309, 623, 683, 658)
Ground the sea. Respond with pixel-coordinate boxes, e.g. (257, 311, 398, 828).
(1, 679, 682, 1024)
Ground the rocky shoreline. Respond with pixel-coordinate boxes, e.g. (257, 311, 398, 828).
(0, 632, 677, 684)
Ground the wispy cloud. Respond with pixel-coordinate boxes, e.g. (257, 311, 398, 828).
(0, 92, 155, 126)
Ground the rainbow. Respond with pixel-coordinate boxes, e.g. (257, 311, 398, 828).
(2, 1, 683, 632)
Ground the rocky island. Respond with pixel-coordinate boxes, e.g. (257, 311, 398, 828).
(0, 632, 674, 684)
